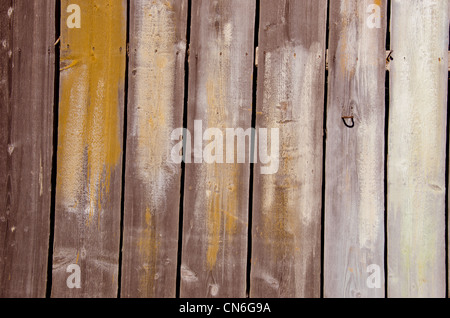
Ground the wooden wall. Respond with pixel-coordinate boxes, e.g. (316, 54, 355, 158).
(0, 0, 449, 298)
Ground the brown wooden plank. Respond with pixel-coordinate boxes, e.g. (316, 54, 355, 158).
(324, 0, 387, 298)
(0, 0, 55, 298)
(250, 0, 327, 298)
(120, 0, 187, 298)
(180, 0, 255, 298)
(51, 0, 127, 297)
(388, 0, 448, 298)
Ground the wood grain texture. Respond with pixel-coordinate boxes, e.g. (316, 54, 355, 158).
(180, 0, 255, 298)
(250, 0, 327, 298)
(120, 0, 187, 298)
(0, 0, 55, 298)
(388, 0, 448, 298)
(51, 0, 127, 297)
(324, 0, 387, 298)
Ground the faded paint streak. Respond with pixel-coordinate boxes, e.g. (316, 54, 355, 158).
(56, 0, 125, 225)
(137, 207, 159, 296)
(204, 20, 239, 270)
(132, 0, 178, 210)
(260, 44, 322, 255)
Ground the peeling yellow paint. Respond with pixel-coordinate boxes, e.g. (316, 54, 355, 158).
(56, 0, 126, 225)
(164, 0, 173, 10)
(59, 59, 79, 71)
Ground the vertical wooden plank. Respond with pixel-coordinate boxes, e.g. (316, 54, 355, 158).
(120, 0, 187, 298)
(51, 0, 127, 297)
(250, 0, 327, 298)
(324, 0, 387, 298)
(388, 0, 448, 298)
(0, 0, 55, 297)
(180, 0, 255, 298)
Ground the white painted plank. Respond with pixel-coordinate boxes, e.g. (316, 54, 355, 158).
(388, 0, 448, 298)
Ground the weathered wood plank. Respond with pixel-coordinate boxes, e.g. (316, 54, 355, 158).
(250, 0, 327, 298)
(120, 0, 187, 298)
(0, 0, 55, 298)
(388, 0, 448, 298)
(324, 0, 387, 298)
(180, 0, 255, 298)
(51, 0, 127, 297)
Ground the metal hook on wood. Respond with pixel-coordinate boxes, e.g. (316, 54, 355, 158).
(342, 116, 354, 128)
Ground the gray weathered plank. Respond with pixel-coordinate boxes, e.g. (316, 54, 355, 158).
(324, 0, 387, 298)
(51, 0, 127, 297)
(180, 0, 255, 298)
(0, 0, 55, 298)
(388, 0, 448, 298)
(250, 0, 327, 298)
(120, 0, 187, 298)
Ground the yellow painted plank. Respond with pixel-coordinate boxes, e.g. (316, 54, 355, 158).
(51, 0, 127, 297)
